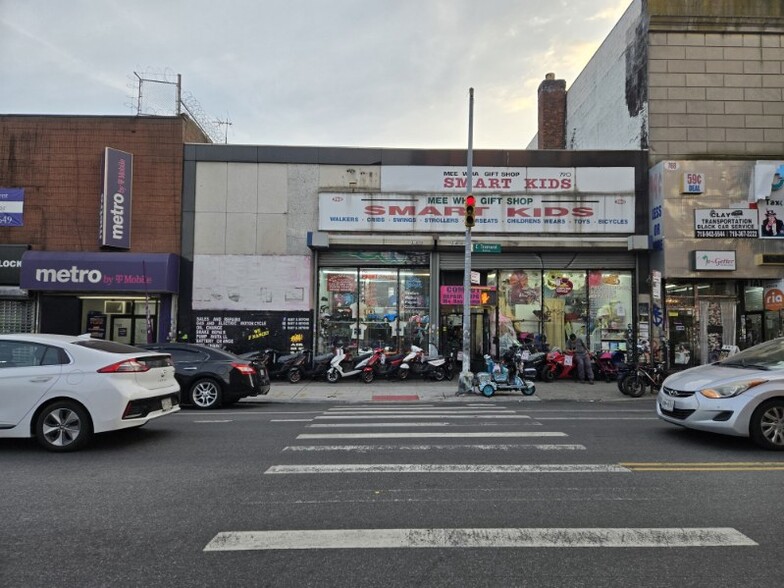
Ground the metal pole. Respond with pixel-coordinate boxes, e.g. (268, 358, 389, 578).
(457, 88, 475, 394)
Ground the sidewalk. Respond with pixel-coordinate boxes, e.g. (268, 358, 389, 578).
(245, 376, 656, 404)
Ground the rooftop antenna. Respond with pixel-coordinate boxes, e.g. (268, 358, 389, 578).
(215, 117, 232, 144)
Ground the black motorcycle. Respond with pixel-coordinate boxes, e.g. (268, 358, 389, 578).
(241, 348, 306, 384)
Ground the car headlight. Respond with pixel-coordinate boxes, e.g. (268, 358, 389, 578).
(700, 379, 766, 399)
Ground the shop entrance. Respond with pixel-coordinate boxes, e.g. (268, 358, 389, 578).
(110, 315, 156, 345)
(668, 308, 695, 368)
(440, 310, 492, 371)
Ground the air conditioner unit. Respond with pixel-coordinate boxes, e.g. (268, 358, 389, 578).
(755, 254, 784, 266)
(104, 301, 128, 314)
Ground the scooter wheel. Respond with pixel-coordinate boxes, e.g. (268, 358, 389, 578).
(361, 370, 374, 384)
(431, 366, 446, 382)
(287, 368, 303, 384)
(522, 384, 536, 396)
(326, 369, 340, 384)
(398, 369, 410, 381)
(481, 384, 495, 397)
(542, 368, 556, 382)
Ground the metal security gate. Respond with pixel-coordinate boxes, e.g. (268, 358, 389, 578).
(0, 299, 36, 334)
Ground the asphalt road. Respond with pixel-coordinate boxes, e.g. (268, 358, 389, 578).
(2, 399, 783, 587)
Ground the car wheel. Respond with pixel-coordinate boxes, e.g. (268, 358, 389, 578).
(287, 368, 303, 384)
(326, 368, 341, 384)
(35, 400, 92, 452)
(750, 400, 784, 450)
(623, 375, 646, 398)
(189, 378, 222, 409)
(361, 370, 374, 383)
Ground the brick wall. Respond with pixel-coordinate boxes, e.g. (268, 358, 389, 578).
(648, 31, 784, 161)
(537, 75, 567, 149)
(0, 115, 209, 253)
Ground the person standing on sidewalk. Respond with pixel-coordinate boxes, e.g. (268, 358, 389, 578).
(567, 333, 594, 384)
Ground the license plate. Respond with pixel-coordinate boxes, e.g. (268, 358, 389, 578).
(660, 396, 674, 411)
(161, 397, 173, 412)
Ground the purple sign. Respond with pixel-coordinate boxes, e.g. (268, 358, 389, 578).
(20, 251, 179, 292)
(100, 148, 133, 249)
(0, 188, 24, 227)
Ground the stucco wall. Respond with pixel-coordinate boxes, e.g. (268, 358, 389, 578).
(565, 0, 647, 150)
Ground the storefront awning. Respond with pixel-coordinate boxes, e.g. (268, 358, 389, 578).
(20, 251, 179, 293)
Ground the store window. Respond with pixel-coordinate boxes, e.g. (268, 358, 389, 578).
(317, 267, 429, 353)
(498, 270, 543, 354)
(543, 271, 588, 351)
(587, 271, 632, 353)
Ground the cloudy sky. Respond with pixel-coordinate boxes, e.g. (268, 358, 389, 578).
(1, 0, 631, 148)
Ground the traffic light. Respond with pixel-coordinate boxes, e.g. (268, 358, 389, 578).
(464, 194, 476, 228)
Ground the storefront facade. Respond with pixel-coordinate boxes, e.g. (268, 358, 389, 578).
(182, 146, 648, 364)
(0, 244, 35, 334)
(19, 251, 179, 344)
(649, 159, 784, 366)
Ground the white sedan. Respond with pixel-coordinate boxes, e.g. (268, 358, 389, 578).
(657, 337, 784, 450)
(0, 333, 180, 451)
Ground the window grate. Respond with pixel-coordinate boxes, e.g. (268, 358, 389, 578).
(0, 299, 36, 334)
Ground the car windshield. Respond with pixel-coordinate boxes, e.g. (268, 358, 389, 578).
(720, 338, 784, 370)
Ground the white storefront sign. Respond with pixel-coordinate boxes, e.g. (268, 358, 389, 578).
(693, 209, 758, 238)
(693, 251, 736, 271)
(319, 192, 635, 234)
(682, 172, 705, 194)
(380, 166, 635, 193)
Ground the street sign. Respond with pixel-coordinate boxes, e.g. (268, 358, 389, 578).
(472, 242, 502, 253)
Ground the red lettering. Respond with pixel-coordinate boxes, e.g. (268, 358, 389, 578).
(545, 207, 569, 217)
(573, 207, 593, 217)
(507, 207, 531, 218)
(389, 206, 416, 216)
(561, 178, 572, 189)
(445, 206, 464, 216)
(488, 178, 500, 189)
(524, 178, 536, 190)
(418, 206, 442, 216)
(365, 205, 385, 215)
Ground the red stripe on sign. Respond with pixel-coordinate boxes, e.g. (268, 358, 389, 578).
(372, 395, 419, 402)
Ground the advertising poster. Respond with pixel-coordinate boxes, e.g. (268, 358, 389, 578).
(194, 311, 312, 355)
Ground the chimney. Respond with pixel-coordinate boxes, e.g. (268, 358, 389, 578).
(537, 72, 566, 149)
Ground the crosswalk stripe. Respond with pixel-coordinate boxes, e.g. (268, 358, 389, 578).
(309, 423, 452, 428)
(314, 414, 530, 420)
(327, 407, 506, 412)
(204, 527, 757, 551)
(297, 432, 567, 439)
(265, 464, 630, 474)
(622, 462, 784, 471)
(283, 444, 586, 451)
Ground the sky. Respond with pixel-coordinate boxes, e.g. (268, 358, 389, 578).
(1, 0, 631, 149)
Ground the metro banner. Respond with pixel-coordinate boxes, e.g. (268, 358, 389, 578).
(318, 192, 635, 234)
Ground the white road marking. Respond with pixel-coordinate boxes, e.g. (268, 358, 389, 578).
(298, 432, 568, 439)
(265, 464, 630, 474)
(326, 407, 506, 412)
(204, 527, 757, 551)
(193, 420, 233, 423)
(308, 423, 452, 428)
(314, 414, 530, 420)
(534, 417, 658, 420)
(271, 419, 314, 422)
(283, 444, 586, 452)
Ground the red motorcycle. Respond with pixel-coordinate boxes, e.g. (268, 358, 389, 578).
(362, 346, 407, 383)
(541, 348, 578, 382)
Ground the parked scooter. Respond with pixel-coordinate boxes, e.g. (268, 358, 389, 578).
(326, 346, 373, 383)
(362, 346, 408, 383)
(403, 344, 450, 381)
(241, 348, 306, 384)
(473, 350, 536, 397)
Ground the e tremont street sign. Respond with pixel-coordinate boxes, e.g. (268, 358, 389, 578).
(472, 242, 502, 253)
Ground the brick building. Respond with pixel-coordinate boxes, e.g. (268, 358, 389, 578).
(533, 0, 784, 365)
(0, 115, 210, 340)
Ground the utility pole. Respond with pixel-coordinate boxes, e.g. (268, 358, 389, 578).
(457, 88, 475, 395)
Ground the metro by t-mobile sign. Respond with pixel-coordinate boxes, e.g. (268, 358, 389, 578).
(99, 147, 133, 249)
